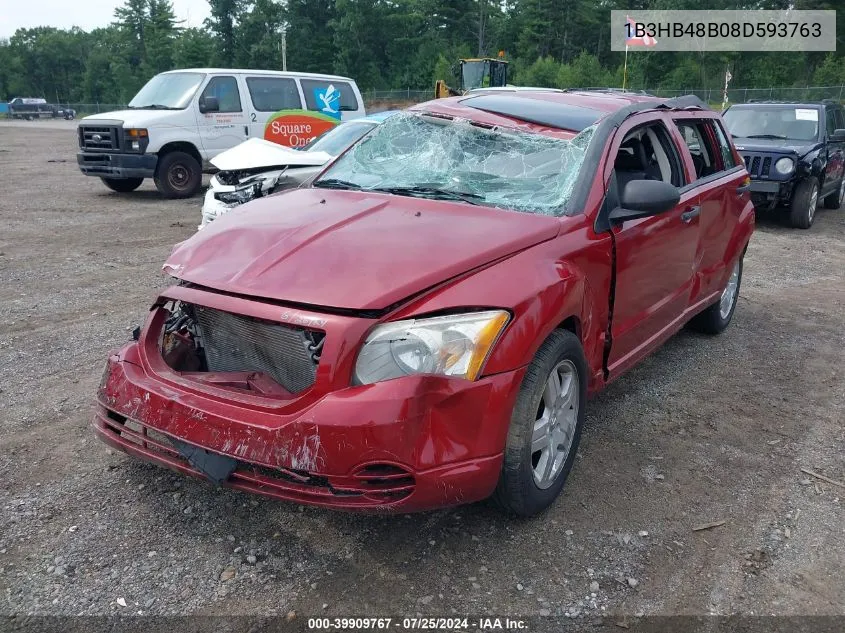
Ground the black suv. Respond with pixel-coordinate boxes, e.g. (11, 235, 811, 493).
(722, 100, 845, 228)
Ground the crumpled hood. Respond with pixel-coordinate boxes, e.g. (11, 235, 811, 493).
(164, 188, 560, 310)
(210, 138, 332, 171)
(733, 138, 820, 159)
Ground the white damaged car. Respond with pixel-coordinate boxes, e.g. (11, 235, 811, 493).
(200, 111, 397, 229)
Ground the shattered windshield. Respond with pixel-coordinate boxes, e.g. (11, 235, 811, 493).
(315, 112, 595, 215)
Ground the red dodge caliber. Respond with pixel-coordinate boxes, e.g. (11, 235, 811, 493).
(94, 91, 754, 515)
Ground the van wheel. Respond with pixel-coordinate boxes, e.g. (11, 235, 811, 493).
(823, 177, 845, 209)
(101, 177, 144, 193)
(154, 151, 201, 199)
(689, 256, 743, 335)
(789, 178, 818, 228)
(493, 330, 587, 517)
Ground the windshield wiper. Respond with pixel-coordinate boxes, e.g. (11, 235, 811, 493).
(745, 134, 788, 139)
(372, 186, 484, 205)
(313, 178, 363, 190)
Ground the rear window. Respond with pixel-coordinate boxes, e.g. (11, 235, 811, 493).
(246, 77, 302, 112)
(300, 79, 359, 112)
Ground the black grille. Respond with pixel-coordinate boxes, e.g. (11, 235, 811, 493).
(79, 125, 119, 151)
(742, 153, 776, 178)
(192, 306, 322, 394)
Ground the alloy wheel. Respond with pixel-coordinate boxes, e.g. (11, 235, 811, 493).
(531, 359, 579, 489)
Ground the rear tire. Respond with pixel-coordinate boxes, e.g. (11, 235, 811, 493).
(689, 256, 743, 335)
(101, 177, 144, 193)
(823, 177, 845, 209)
(154, 151, 202, 199)
(493, 329, 587, 517)
(789, 178, 818, 229)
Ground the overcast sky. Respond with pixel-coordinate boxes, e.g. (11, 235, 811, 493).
(0, 0, 211, 39)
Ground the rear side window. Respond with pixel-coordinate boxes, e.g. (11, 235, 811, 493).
(201, 76, 241, 113)
(674, 120, 721, 180)
(712, 121, 736, 169)
(299, 79, 359, 112)
(246, 77, 302, 112)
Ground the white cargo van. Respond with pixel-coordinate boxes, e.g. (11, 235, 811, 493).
(76, 69, 366, 198)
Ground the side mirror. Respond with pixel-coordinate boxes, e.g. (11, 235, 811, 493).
(609, 179, 680, 223)
(199, 96, 219, 114)
(830, 128, 845, 142)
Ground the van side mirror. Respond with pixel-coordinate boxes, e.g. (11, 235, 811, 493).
(609, 179, 680, 223)
(831, 128, 845, 142)
(199, 96, 219, 114)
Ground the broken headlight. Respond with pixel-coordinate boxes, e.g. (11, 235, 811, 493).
(353, 310, 509, 385)
(214, 181, 263, 205)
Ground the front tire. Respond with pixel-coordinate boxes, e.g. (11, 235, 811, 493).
(789, 178, 818, 229)
(689, 256, 743, 335)
(154, 151, 202, 199)
(493, 330, 587, 517)
(101, 177, 144, 193)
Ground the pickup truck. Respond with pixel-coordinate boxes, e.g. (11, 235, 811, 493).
(93, 91, 754, 516)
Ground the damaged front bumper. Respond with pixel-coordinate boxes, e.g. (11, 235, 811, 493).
(93, 285, 523, 512)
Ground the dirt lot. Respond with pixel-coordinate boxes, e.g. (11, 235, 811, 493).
(1, 120, 843, 626)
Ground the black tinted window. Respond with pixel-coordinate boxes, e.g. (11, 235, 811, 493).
(300, 80, 358, 112)
(201, 76, 241, 113)
(246, 77, 301, 112)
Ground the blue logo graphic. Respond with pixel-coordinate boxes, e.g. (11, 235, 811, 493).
(314, 85, 341, 119)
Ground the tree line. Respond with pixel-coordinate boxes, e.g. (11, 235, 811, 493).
(1, 0, 844, 105)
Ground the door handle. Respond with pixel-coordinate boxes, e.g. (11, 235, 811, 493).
(681, 206, 701, 223)
(244, 125, 249, 136)
(736, 183, 750, 195)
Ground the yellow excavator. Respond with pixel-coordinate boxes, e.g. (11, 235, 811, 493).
(435, 57, 509, 99)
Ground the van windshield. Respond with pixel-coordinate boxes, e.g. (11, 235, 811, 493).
(314, 112, 594, 216)
(128, 73, 205, 110)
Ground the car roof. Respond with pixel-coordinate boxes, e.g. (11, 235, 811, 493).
(416, 91, 707, 135)
(161, 68, 356, 82)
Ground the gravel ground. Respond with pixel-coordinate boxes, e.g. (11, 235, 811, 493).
(1, 120, 843, 625)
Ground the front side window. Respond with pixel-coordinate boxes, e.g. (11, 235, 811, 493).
(723, 106, 820, 141)
(300, 80, 358, 112)
(128, 72, 205, 110)
(315, 112, 595, 216)
(246, 77, 302, 112)
(825, 108, 839, 137)
(614, 122, 684, 188)
(200, 76, 241, 113)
